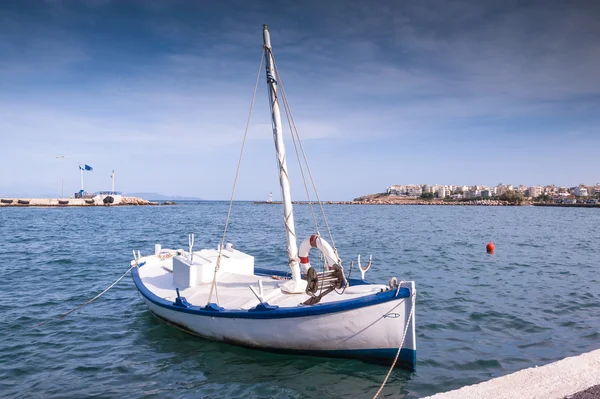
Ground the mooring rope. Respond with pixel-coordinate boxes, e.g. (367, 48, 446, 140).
(372, 291, 417, 399)
(206, 47, 264, 305)
(32, 264, 137, 329)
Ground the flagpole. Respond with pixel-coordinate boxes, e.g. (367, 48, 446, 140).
(80, 166, 84, 191)
(111, 170, 115, 193)
(56, 155, 71, 198)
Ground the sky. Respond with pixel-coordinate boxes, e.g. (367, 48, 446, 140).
(1, 0, 599, 200)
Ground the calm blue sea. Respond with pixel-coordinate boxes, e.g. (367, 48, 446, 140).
(1, 202, 599, 398)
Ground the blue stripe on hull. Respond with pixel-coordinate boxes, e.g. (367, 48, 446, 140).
(264, 347, 417, 370)
(150, 310, 416, 370)
(132, 267, 411, 319)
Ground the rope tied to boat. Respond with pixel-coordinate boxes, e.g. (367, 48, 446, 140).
(372, 290, 417, 399)
(31, 263, 140, 329)
(158, 252, 175, 260)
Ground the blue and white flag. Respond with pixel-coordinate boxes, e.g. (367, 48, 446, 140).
(79, 164, 93, 171)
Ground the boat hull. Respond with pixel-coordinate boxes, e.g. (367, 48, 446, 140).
(133, 267, 416, 369)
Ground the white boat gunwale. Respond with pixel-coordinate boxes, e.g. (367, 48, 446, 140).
(131, 266, 412, 319)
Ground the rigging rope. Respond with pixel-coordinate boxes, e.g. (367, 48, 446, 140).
(32, 264, 137, 329)
(266, 47, 320, 235)
(270, 51, 339, 261)
(372, 291, 417, 399)
(207, 48, 264, 305)
(271, 122, 297, 266)
(265, 47, 297, 265)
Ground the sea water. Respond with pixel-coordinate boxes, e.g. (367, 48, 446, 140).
(1, 202, 598, 398)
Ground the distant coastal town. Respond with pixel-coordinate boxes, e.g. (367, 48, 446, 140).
(350, 183, 600, 206)
(385, 183, 600, 201)
(254, 183, 600, 207)
(253, 183, 600, 207)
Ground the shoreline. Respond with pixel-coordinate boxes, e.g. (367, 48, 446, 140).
(531, 202, 600, 208)
(254, 200, 599, 207)
(254, 200, 516, 206)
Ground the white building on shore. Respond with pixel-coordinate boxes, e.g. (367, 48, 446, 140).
(438, 186, 447, 199)
(574, 186, 589, 197)
(408, 185, 422, 197)
(529, 186, 543, 198)
(496, 184, 513, 195)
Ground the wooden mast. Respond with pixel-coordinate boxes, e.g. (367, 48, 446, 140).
(262, 24, 306, 293)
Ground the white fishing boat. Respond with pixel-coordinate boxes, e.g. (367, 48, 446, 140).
(131, 25, 416, 370)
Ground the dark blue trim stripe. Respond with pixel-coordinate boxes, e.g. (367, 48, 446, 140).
(273, 347, 417, 370)
(150, 310, 417, 370)
(131, 267, 410, 319)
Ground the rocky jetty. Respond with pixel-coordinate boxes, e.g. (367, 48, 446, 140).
(351, 194, 511, 206)
(357, 193, 513, 206)
(255, 193, 515, 206)
(255, 197, 512, 206)
(0, 196, 159, 207)
(532, 202, 599, 208)
(119, 197, 158, 205)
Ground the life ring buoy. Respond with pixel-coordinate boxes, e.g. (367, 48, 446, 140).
(298, 235, 338, 273)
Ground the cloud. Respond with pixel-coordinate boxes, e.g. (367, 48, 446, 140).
(266, 0, 600, 125)
(1, 0, 599, 198)
(0, 12, 86, 80)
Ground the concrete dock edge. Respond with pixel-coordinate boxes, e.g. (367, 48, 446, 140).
(0, 196, 158, 206)
(422, 349, 600, 399)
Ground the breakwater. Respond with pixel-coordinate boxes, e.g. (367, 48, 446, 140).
(532, 202, 600, 208)
(0, 196, 163, 207)
(255, 198, 598, 207)
(254, 199, 512, 206)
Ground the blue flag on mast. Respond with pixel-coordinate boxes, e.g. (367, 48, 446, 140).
(79, 164, 93, 171)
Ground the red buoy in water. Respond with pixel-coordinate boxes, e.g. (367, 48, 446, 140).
(486, 242, 495, 253)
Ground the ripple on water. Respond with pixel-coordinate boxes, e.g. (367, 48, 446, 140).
(450, 358, 503, 371)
